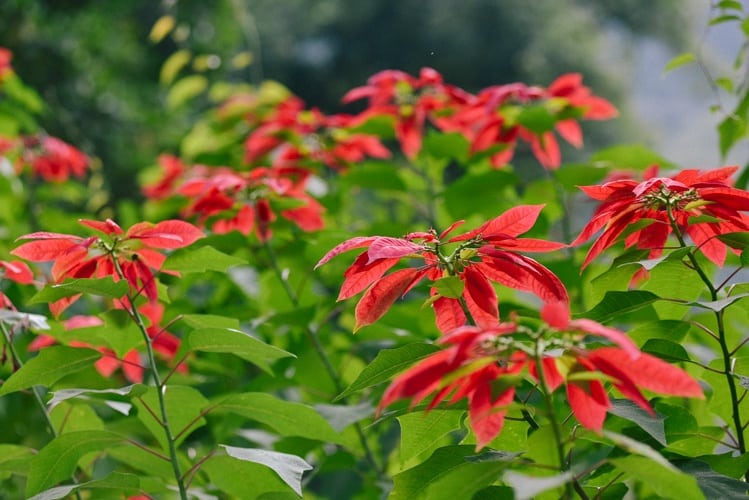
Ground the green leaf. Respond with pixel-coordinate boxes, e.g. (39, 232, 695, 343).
(678, 460, 749, 498)
(132, 385, 209, 451)
(215, 392, 344, 444)
(221, 445, 312, 497)
(202, 455, 295, 498)
(590, 144, 676, 171)
(397, 410, 465, 465)
(443, 169, 519, 221)
(628, 320, 690, 344)
(422, 131, 469, 161)
(0, 444, 35, 477)
(553, 163, 610, 192)
(163, 245, 246, 273)
(641, 338, 691, 362)
(342, 160, 406, 191)
(390, 445, 513, 500)
(179, 313, 240, 330)
(503, 471, 575, 500)
(149, 15, 176, 43)
(27, 278, 129, 304)
(609, 399, 667, 446)
(0, 347, 100, 396)
(717, 0, 744, 11)
(577, 290, 661, 324)
(663, 52, 696, 74)
(603, 430, 676, 470)
(187, 327, 295, 374)
(709, 14, 742, 25)
(717, 232, 749, 250)
(160, 49, 190, 85)
(26, 430, 123, 497)
(517, 105, 557, 134)
(687, 293, 749, 312)
(432, 276, 465, 299)
(27, 472, 141, 500)
(718, 115, 746, 158)
(166, 74, 208, 109)
(609, 454, 705, 499)
(337, 343, 441, 400)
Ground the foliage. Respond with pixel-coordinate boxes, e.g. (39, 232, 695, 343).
(0, 3, 749, 499)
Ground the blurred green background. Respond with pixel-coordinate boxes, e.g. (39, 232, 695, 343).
(0, 0, 715, 204)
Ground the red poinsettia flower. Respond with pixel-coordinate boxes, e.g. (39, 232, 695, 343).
(316, 205, 568, 332)
(343, 67, 471, 159)
(573, 166, 749, 267)
(0, 259, 35, 310)
(11, 218, 204, 315)
(18, 135, 89, 183)
(379, 302, 702, 449)
(178, 165, 324, 240)
(533, 302, 704, 430)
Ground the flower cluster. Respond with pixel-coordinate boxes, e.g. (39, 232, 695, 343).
(0, 47, 12, 82)
(343, 68, 617, 168)
(316, 205, 568, 332)
(380, 302, 703, 449)
(0, 134, 89, 183)
(11, 218, 204, 315)
(574, 166, 749, 267)
(143, 155, 324, 241)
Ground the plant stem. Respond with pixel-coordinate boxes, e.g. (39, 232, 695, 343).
(534, 338, 573, 500)
(113, 261, 189, 500)
(262, 239, 385, 476)
(665, 208, 747, 467)
(0, 321, 84, 500)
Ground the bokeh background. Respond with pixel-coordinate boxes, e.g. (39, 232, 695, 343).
(0, 0, 745, 202)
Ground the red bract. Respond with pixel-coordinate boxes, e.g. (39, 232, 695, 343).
(20, 135, 89, 182)
(0, 47, 12, 81)
(535, 302, 704, 430)
(11, 218, 204, 315)
(379, 302, 702, 449)
(315, 205, 568, 332)
(573, 166, 749, 267)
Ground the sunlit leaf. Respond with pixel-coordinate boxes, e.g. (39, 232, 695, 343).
(149, 15, 176, 43)
(503, 470, 575, 500)
(432, 276, 465, 299)
(663, 52, 696, 75)
(609, 454, 705, 499)
(166, 75, 208, 109)
(397, 410, 465, 465)
(28, 278, 129, 304)
(163, 245, 246, 273)
(132, 385, 209, 451)
(578, 290, 661, 324)
(187, 327, 294, 374)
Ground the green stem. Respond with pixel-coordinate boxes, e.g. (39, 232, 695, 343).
(113, 262, 188, 500)
(262, 240, 385, 476)
(1, 322, 84, 500)
(665, 207, 746, 463)
(533, 338, 573, 500)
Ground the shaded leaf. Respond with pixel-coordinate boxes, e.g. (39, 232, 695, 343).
(641, 338, 691, 363)
(609, 399, 667, 446)
(0, 347, 100, 396)
(222, 445, 312, 497)
(578, 290, 661, 323)
(314, 401, 374, 432)
(503, 471, 575, 500)
(610, 454, 705, 499)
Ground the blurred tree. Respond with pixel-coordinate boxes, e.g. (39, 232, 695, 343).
(0, 0, 691, 203)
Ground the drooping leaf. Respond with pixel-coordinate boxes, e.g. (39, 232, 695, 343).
(214, 392, 344, 444)
(337, 343, 441, 400)
(663, 52, 696, 75)
(163, 245, 246, 273)
(221, 445, 312, 497)
(26, 430, 123, 497)
(187, 327, 294, 375)
(47, 385, 146, 411)
(677, 460, 749, 499)
(28, 278, 129, 304)
(0, 347, 100, 396)
(686, 293, 749, 312)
